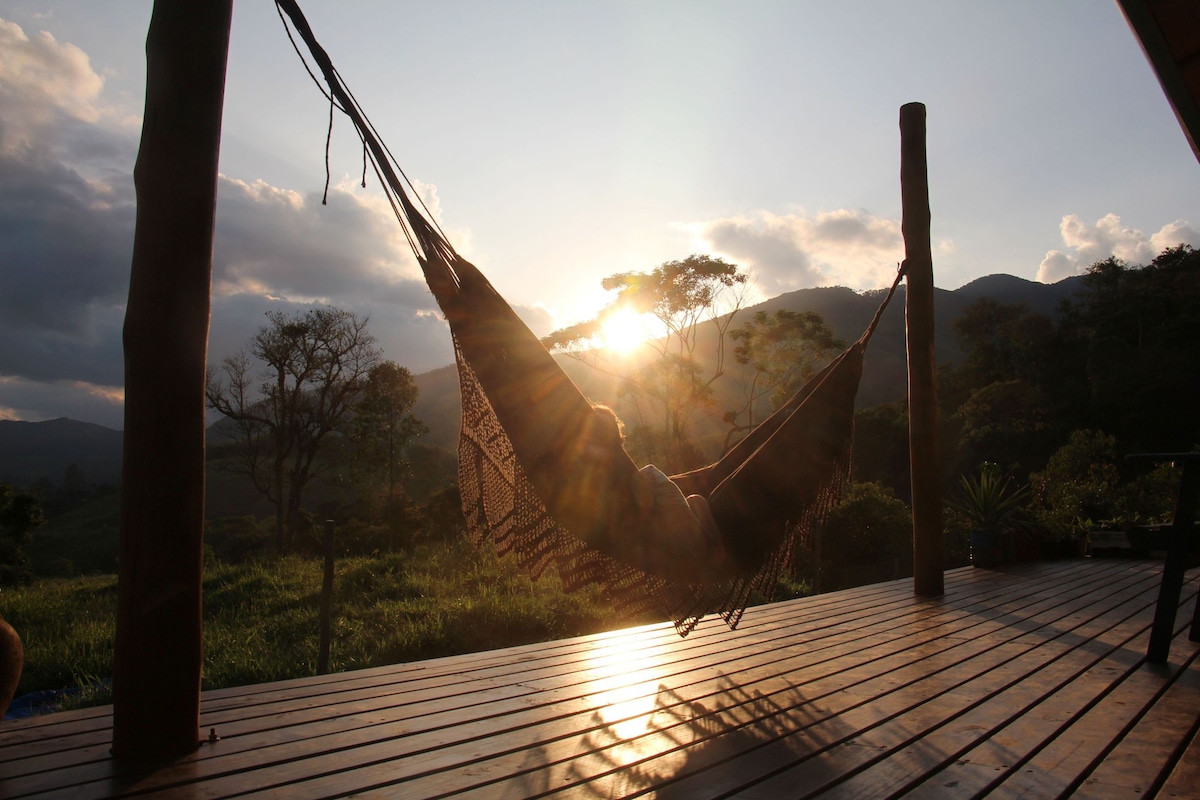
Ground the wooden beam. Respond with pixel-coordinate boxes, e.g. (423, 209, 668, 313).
(900, 102, 944, 597)
(112, 0, 233, 762)
(1116, 0, 1200, 164)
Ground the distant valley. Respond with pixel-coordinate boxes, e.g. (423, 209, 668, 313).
(1, 273, 1086, 487)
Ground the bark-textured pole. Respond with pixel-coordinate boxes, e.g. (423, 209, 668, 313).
(317, 520, 336, 674)
(112, 0, 233, 762)
(900, 103, 944, 597)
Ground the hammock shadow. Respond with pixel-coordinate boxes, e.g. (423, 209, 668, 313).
(510, 675, 849, 798)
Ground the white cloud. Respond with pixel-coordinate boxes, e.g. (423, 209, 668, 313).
(0, 18, 106, 153)
(1036, 214, 1200, 282)
(682, 208, 904, 294)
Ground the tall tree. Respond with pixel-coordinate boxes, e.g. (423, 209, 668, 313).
(352, 361, 428, 504)
(725, 308, 842, 446)
(544, 254, 749, 470)
(206, 307, 381, 549)
(1070, 246, 1200, 452)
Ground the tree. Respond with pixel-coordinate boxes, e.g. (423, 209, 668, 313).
(1069, 246, 1200, 452)
(954, 379, 1054, 478)
(725, 308, 842, 447)
(544, 254, 749, 470)
(0, 483, 46, 583)
(351, 360, 428, 504)
(807, 482, 912, 591)
(1028, 429, 1123, 536)
(206, 307, 381, 549)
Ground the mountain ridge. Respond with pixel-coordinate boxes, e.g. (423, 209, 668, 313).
(0, 274, 1087, 485)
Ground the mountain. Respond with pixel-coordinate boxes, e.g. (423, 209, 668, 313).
(412, 274, 1088, 451)
(0, 274, 1088, 486)
(0, 417, 123, 488)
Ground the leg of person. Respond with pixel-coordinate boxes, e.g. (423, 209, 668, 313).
(0, 616, 23, 717)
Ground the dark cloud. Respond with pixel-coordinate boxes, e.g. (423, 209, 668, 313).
(0, 148, 134, 336)
(0, 16, 468, 426)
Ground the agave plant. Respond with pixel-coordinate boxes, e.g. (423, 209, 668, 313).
(948, 464, 1033, 536)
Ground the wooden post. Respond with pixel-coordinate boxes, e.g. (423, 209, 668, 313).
(900, 103, 944, 597)
(112, 0, 233, 762)
(317, 520, 336, 674)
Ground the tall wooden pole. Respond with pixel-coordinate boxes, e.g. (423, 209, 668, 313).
(112, 0, 233, 762)
(900, 103, 944, 597)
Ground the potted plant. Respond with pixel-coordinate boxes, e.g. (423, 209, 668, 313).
(948, 464, 1033, 568)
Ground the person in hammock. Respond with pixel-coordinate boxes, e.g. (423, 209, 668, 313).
(588, 404, 725, 568)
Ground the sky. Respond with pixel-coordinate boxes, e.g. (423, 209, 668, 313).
(0, 0, 1198, 430)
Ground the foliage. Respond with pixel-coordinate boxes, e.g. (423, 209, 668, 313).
(725, 308, 842, 446)
(206, 307, 382, 549)
(851, 401, 910, 502)
(931, 245, 1200, 493)
(1069, 246, 1200, 452)
(0, 484, 46, 543)
(1028, 430, 1123, 536)
(350, 361, 428, 504)
(805, 482, 913, 592)
(0, 484, 46, 584)
(947, 464, 1033, 539)
(544, 254, 749, 471)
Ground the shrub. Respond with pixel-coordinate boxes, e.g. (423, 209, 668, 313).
(810, 482, 913, 591)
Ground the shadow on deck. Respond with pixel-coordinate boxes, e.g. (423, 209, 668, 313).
(1, 558, 1198, 798)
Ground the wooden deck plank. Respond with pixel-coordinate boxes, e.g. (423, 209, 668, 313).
(778, 581, 1173, 799)
(207, 564, 1148, 799)
(899, 585, 1199, 799)
(37, 566, 1075, 796)
(1071, 644, 1200, 798)
(0, 578, 928, 777)
(0, 575, 964, 796)
(7, 561, 1123, 796)
(0, 560, 1194, 800)
(582, 565, 1166, 800)
(1157, 707, 1200, 799)
(0, 563, 1042, 786)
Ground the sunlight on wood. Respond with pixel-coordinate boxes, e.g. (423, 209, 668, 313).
(586, 632, 665, 746)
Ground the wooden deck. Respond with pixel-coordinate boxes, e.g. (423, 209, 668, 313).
(1, 558, 1198, 799)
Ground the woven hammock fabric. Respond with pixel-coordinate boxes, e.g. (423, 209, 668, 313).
(274, 0, 892, 633)
(453, 336, 850, 634)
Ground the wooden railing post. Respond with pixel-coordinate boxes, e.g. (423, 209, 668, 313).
(112, 0, 233, 762)
(318, 520, 336, 674)
(900, 103, 944, 597)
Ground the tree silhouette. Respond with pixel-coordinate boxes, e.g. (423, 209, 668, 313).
(206, 307, 381, 549)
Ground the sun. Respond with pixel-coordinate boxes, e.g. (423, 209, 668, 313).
(600, 309, 651, 354)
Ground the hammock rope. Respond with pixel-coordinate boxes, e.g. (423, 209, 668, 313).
(274, 0, 904, 634)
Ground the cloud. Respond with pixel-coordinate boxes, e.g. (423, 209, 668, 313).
(682, 208, 905, 294)
(213, 177, 429, 303)
(0, 375, 125, 430)
(0, 18, 105, 152)
(0, 17, 461, 426)
(1036, 214, 1200, 282)
(0, 17, 136, 393)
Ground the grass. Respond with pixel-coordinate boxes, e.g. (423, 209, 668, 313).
(25, 491, 121, 577)
(0, 536, 651, 713)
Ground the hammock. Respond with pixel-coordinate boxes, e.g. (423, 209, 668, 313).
(276, 0, 904, 633)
